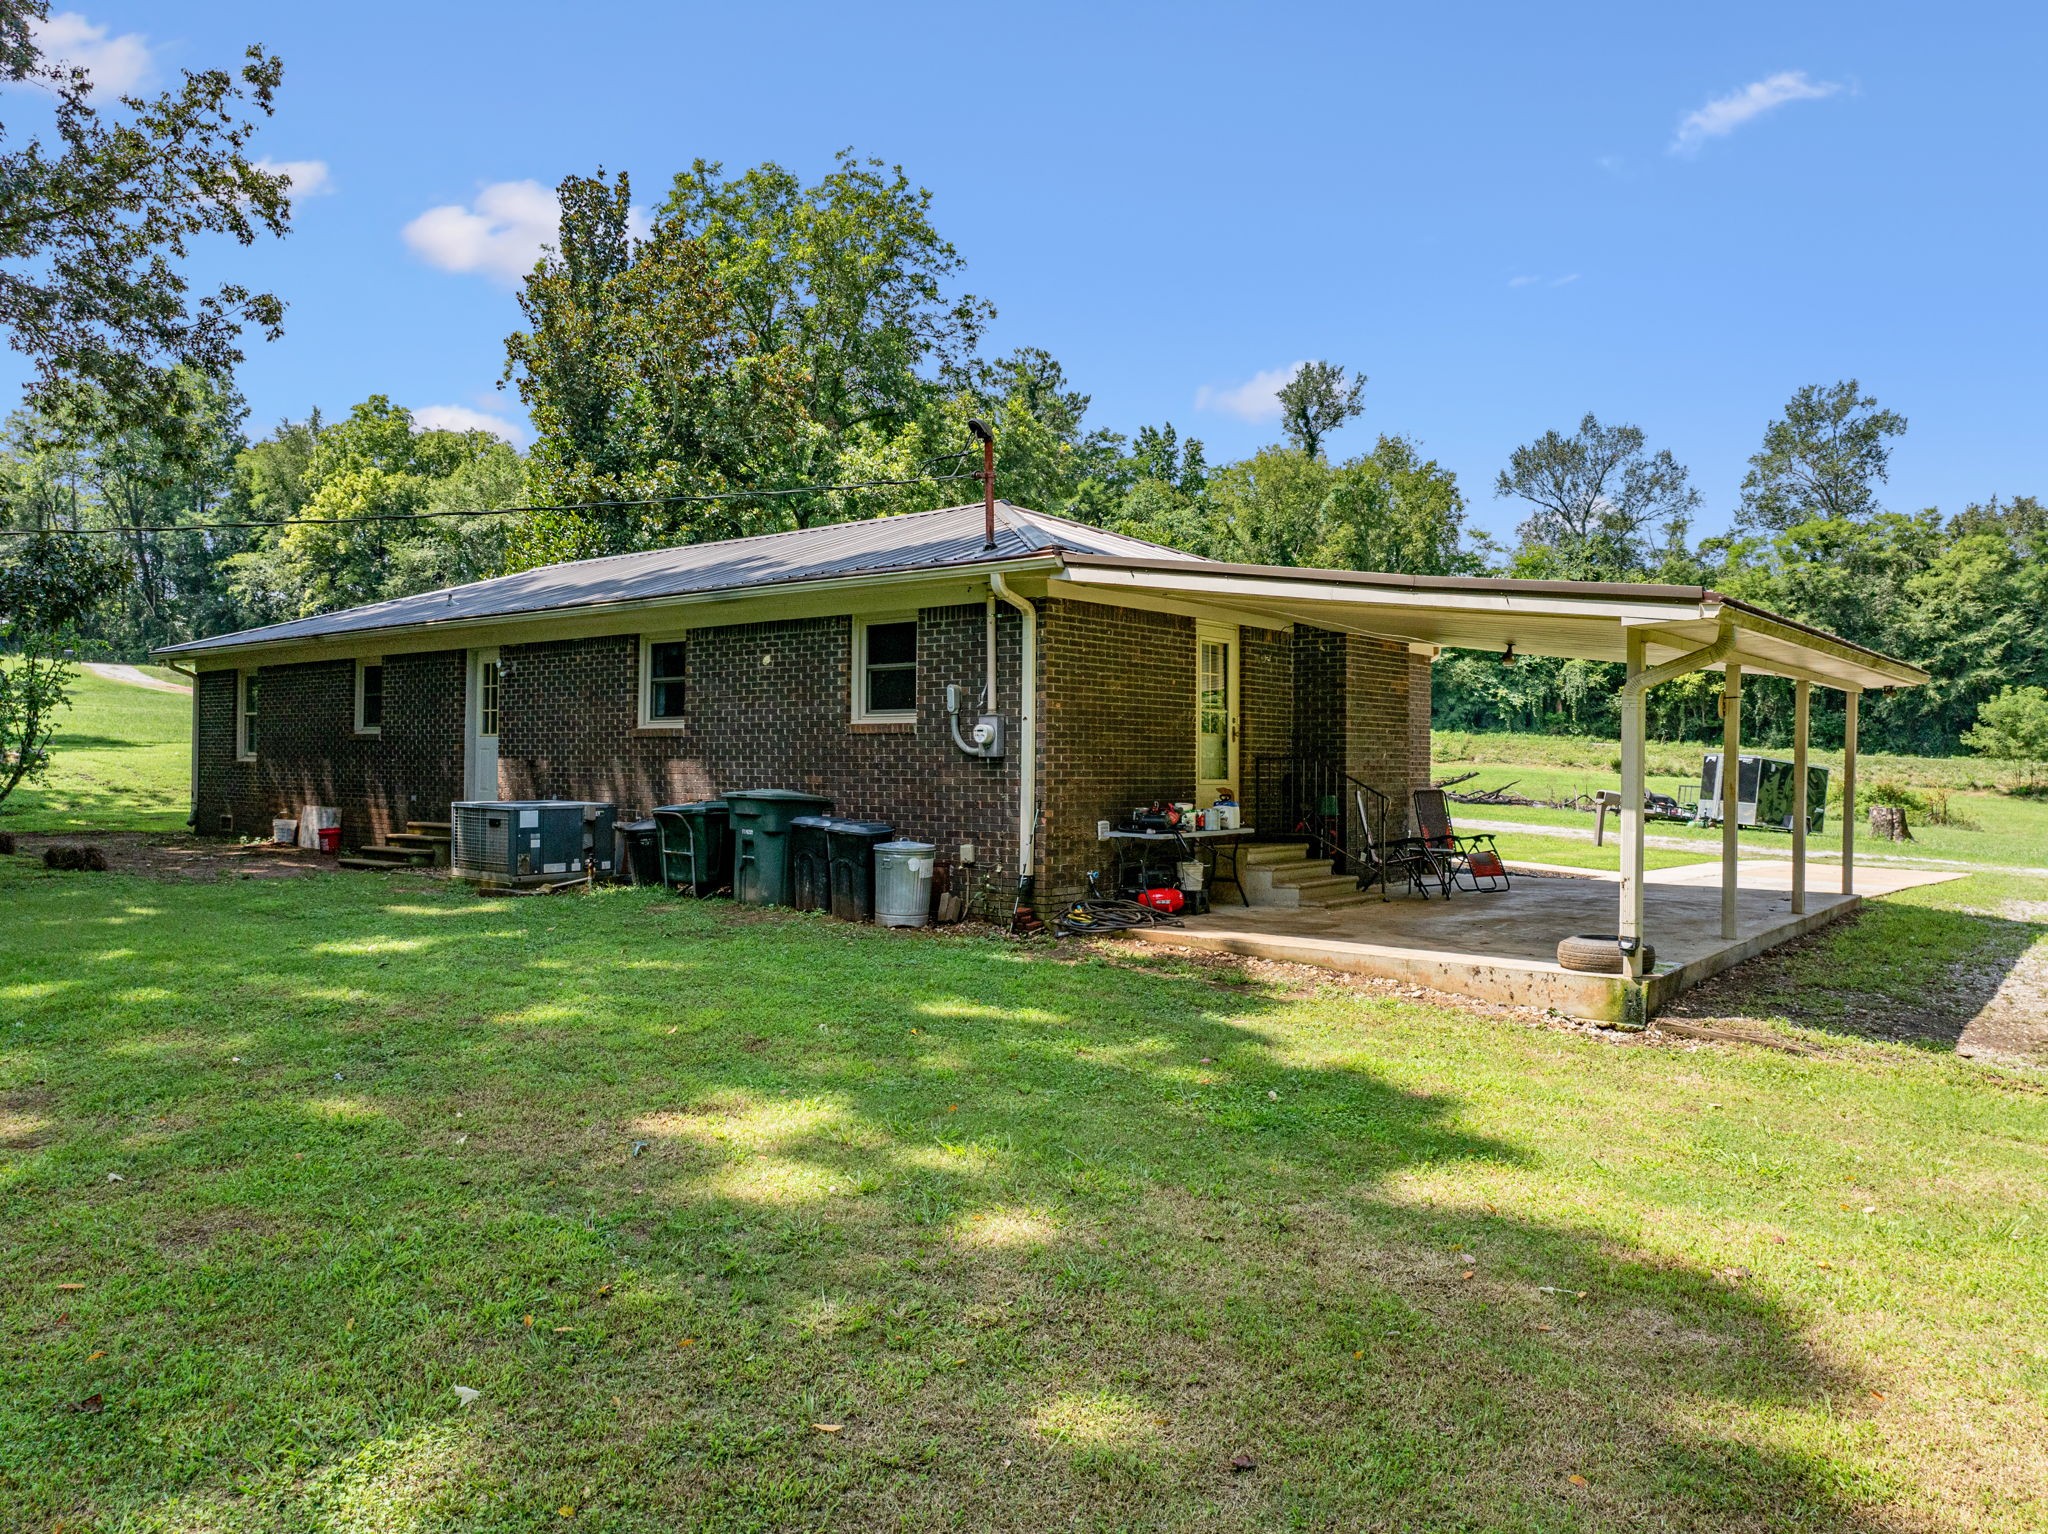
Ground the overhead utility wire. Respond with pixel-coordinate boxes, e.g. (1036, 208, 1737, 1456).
(0, 465, 985, 539)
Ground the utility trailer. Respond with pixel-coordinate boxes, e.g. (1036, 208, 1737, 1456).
(1686, 755, 1828, 833)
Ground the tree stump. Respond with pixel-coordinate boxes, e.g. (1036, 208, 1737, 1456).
(1868, 804, 1913, 842)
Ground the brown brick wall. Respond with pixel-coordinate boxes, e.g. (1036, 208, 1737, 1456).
(1408, 651, 1435, 811)
(1240, 626, 1293, 836)
(494, 603, 1023, 912)
(1346, 634, 1425, 839)
(193, 650, 464, 847)
(1036, 598, 1197, 898)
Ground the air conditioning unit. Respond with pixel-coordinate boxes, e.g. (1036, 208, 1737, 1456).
(451, 800, 617, 887)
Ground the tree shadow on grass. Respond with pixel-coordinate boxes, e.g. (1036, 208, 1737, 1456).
(1665, 893, 2048, 1060)
(0, 873, 1956, 1531)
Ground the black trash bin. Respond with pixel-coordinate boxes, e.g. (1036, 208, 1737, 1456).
(789, 816, 834, 912)
(616, 818, 662, 886)
(824, 819, 894, 921)
(651, 800, 732, 895)
(725, 789, 834, 906)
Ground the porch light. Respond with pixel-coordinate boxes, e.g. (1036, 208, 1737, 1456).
(1501, 641, 1516, 667)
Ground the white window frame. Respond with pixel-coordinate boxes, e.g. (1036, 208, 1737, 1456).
(638, 633, 690, 729)
(236, 669, 259, 761)
(354, 656, 384, 736)
(851, 613, 919, 724)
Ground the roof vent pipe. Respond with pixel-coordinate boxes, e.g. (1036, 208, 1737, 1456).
(968, 418, 996, 550)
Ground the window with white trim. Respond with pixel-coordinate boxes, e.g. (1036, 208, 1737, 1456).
(237, 670, 260, 760)
(355, 658, 384, 735)
(639, 636, 687, 726)
(853, 616, 917, 722)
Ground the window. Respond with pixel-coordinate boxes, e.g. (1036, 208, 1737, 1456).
(355, 659, 384, 734)
(640, 636, 687, 726)
(478, 658, 499, 738)
(237, 670, 260, 760)
(854, 617, 917, 722)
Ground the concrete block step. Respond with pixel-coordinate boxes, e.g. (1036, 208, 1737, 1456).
(1242, 869, 1365, 909)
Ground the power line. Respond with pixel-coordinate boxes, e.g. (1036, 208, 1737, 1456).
(0, 467, 985, 539)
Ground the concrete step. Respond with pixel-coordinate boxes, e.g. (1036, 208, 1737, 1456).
(1242, 867, 1365, 909)
(406, 820, 451, 836)
(1239, 840, 1316, 868)
(1264, 858, 1347, 888)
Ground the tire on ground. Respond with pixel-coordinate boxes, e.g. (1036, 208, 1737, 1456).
(1556, 933, 1655, 975)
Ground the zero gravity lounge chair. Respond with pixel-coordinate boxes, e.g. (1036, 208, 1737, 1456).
(1411, 786, 1511, 894)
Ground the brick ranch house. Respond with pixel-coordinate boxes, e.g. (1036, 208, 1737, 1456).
(156, 500, 1926, 931)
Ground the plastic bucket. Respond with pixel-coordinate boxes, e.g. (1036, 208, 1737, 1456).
(272, 818, 298, 845)
(317, 826, 342, 855)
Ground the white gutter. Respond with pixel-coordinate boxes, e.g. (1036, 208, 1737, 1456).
(988, 572, 1037, 881)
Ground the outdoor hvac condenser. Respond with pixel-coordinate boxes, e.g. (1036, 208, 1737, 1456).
(451, 801, 617, 887)
(1697, 756, 1827, 834)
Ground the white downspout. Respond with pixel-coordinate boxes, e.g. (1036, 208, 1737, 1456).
(988, 572, 1037, 883)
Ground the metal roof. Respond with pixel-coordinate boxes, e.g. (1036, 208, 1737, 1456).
(157, 501, 1199, 657)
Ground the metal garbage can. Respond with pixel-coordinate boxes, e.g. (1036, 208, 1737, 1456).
(874, 840, 936, 928)
(824, 819, 894, 922)
(725, 789, 833, 906)
(616, 817, 662, 886)
(652, 800, 732, 895)
(789, 815, 834, 912)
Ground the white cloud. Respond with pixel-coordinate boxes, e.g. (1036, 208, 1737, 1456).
(1551, 273, 1580, 287)
(414, 403, 530, 447)
(27, 11, 154, 94)
(256, 158, 333, 198)
(1508, 275, 1540, 288)
(1194, 362, 1303, 423)
(402, 180, 561, 285)
(1672, 71, 1840, 154)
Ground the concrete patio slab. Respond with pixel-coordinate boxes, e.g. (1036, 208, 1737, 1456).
(1122, 872, 1865, 1024)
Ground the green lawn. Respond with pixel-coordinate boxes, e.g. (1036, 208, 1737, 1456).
(3, 859, 2046, 1531)
(1, 666, 191, 834)
(1435, 732, 2048, 872)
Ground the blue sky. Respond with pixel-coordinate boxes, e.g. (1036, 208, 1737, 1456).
(15, 2, 2047, 544)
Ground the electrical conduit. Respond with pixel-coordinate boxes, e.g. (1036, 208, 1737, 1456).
(988, 572, 1037, 891)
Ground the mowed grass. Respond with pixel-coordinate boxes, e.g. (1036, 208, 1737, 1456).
(3, 860, 2046, 1531)
(1, 666, 191, 834)
(1435, 732, 2048, 872)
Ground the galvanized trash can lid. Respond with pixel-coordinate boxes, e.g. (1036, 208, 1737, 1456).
(875, 840, 936, 854)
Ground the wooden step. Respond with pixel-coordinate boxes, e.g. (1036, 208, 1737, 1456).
(339, 844, 437, 871)
(405, 820, 452, 836)
(386, 830, 451, 865)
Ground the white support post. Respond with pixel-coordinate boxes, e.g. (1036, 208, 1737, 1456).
(1721, 664, 1742, 941)
(1791, 679, 1810, 915)
(1841, 687, 1859, 896)
(1619, 632, 1648, 980)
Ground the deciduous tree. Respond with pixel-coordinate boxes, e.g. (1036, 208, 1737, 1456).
(0, 1, 292, 471)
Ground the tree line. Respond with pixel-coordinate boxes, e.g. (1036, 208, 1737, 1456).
(1, 35, 2042, 770)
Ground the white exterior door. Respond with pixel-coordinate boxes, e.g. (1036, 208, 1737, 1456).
(1195, 622, 1240, 807)
(464, 647, 501, 801)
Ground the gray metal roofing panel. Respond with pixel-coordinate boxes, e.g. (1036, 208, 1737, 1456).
(157, 501, 1204, 656)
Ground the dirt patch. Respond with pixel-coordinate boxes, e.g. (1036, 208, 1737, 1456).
(1957, 901, 2048, 1068)
(154, 1210, 276, 1259)
(4, 831, 337, 882)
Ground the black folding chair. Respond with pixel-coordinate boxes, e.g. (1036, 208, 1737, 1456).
(1355, 788, 1446, 900)
(1411, 786, 1511, 894)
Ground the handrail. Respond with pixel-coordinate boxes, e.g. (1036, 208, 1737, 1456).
(1250, 752, 1390, 889)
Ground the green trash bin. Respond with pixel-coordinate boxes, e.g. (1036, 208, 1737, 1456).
(651, 800, 732, 895)
(726, 789, 833, 906)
